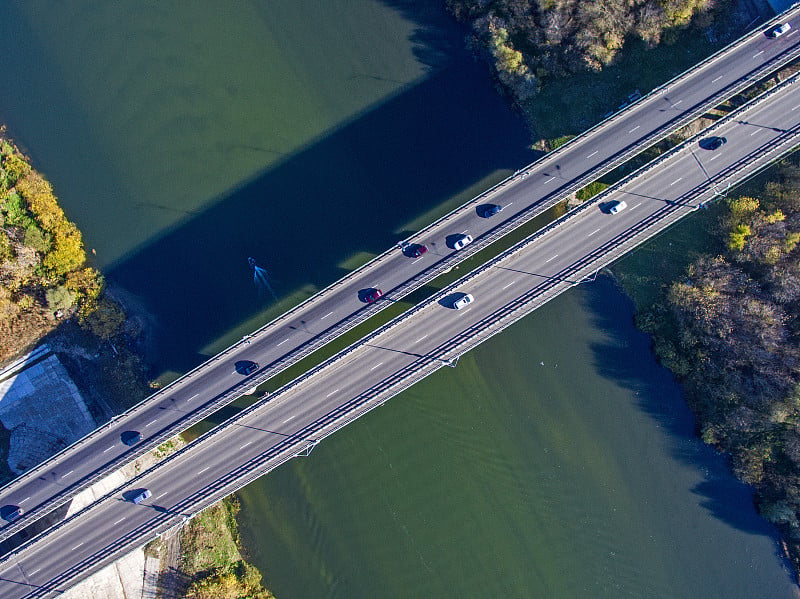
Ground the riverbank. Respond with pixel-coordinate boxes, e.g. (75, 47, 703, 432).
(612, 152, 800, 579)
(448, 0, 800, 583)
(0, 126, 276, 597)
(446, 0, 771, 146)
(147, 496, 274, 599)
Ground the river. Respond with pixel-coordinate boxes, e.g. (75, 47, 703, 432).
(0, 1, 795, 597)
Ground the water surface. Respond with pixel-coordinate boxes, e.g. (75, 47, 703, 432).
(0, 2, 794, 597)
(0, 0, 532, 372)
(238, 278, 796, 598)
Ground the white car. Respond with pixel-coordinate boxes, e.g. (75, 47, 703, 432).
(453, 293, 474, 310)
(453, 234, 473, 250)
(769, 23, 792, 38)
(608, 200, 627, 214)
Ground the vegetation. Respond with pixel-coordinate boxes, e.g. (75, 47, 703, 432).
(181, 497, 274, 599)
(632, 156, 800, 573)
(576, 181, 609, 202)
(447, 0, 714, 102)
(0, 129, 103, 363)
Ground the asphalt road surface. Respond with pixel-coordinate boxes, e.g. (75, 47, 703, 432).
(3, 8, 799, 545)
(1, 52, 798, 599)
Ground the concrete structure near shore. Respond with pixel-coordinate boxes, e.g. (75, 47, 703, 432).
(59, 546, 158, 599)
(0, 347, 96, 474)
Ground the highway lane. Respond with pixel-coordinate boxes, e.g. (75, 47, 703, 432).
(2, 7, 800, 544)
(1, 63, 798, 599)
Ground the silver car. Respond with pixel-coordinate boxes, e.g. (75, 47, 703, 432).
(453, 234, 473, 250)
(769, 23, 792, 38)
(453, 293, 474, 310)
(608, 200, 627, 214)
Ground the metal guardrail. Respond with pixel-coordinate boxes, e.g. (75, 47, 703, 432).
(11, 71, 800, 595)
(4, 1, 800, 555)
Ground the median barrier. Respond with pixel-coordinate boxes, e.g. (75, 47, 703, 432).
(5, 6, 800, 549)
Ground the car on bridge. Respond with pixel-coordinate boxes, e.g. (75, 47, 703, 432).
(478, 203, 503, 217)
(768, 23, 792, 38)
(121, 431, 142, 446)
(485, 204, 503, 217)
(699, 136, 726, 150)
(453, 293, 474, 310)
(404, 243, 428, 258)
(130, 489, 152, 504)
(364, 288, 383, 303)
(607, 200, 628, 214)
(235, 360, 260, 375)
(1, 506, 23, 523)
(453, 234, 473, 250)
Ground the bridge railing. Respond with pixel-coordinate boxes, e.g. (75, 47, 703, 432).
(3, 3, 800, 541)
(7, 73, 800, 588)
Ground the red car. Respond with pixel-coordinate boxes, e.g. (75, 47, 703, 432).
(365, 289, 383, 303)
(409, 244, 428, 257)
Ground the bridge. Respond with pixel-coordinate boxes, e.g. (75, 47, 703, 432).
(0, 10, 799, 598)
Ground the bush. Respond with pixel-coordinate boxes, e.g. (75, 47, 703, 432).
(728, 223, 751, 251)
(1, 191, 29, 226)
(45, 286, 77, 313)
(24, 225, 51, 254)
(82, 296, 125, 340)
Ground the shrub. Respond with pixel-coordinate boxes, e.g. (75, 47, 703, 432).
(24, 225, 51, 254)
(728, 223, 751, 251)
(45, 285, 77, 313)
(82, 297, 125, 340)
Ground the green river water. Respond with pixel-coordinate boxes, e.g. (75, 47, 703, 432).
(0, 1, 795, 597)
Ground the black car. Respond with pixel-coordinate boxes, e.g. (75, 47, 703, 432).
(699, 136, 726, 150)
(478, 203, 503, 217)
(235, 360, 260, 375)
(121, 431, 142, 446)
(485, 204, 503, 217)
(1, 505, 23, 523)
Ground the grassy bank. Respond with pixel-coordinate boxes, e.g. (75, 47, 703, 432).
(177, 497, 274, 599)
